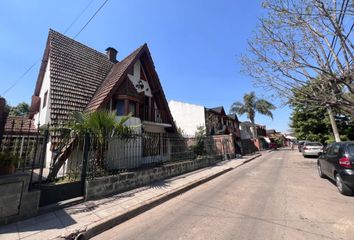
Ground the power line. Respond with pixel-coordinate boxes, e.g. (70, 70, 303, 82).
(2, 0, 109, 96)
(1, 59, 40, 96)
(64, 0, 96, 34)
(73, 0, 109, 39)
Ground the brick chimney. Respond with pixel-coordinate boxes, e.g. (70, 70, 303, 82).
(105, 47, 118, 63)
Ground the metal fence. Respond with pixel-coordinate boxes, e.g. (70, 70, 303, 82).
(1, 120, 235, 184)
(0, 118, 47, 172)
(1, 118, 237, 206)
(84, 133, 228, 179)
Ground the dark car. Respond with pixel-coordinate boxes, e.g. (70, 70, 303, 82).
(317, 142, 354, 195)
(269, 142, 278, 150)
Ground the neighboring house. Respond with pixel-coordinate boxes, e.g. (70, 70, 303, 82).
(168, 101, 240, 138)
(239, 121, 269, 153)
(205, 107, 240, 137)
(240, 121, 267, 138)
(239, 122, 254, 140)
(256, 124, 267, 137)
(168, 101, 241, 157)
(267, 129, 287, 146)
(29, 29, 177, 170)
(168, 100, 206, 137)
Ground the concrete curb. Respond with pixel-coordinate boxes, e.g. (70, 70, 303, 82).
(60, 153, 262, 240)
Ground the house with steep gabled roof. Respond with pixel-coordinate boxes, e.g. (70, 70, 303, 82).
(29, 29, 177, 172)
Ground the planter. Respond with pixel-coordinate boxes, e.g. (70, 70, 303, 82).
(0, 164, 16, 175)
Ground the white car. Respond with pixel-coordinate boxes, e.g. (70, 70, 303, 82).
(302, 142, 323, 157)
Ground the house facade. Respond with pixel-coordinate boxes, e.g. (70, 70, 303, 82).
(29, 29, 177, 170)
(168, 101, 240, 138)
(168, 100, 241, 157)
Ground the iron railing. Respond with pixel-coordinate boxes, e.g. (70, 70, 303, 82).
(1, 118, 236, 184)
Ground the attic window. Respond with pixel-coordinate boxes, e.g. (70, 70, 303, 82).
(42, 91, 48, 109)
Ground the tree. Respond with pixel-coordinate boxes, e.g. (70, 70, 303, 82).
(9, 102, 29, 116)
(230, 92, 276, 138)
(47, 110, 133, 180)
(290, 102, 354, 143)
(242, 0, 354, 115)
(192, 126, 207, 156)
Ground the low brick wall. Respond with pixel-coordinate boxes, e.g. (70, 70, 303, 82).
(0, 173, 40, 225)
(85, 155, 223, 200)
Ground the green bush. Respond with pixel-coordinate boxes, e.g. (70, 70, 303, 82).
(0, 152, 20, 166)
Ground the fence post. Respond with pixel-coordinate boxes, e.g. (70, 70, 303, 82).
(0, 97, 9, 149)
(81, 133, 90, 197)
(38, 129, 49, 187)
(29, 124, 40, 190)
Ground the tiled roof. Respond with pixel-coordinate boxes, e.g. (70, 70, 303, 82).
(86, 44, 145, 111)
(206, 106, 226, 116)
(41, 29, 114, 123)
(4, 116, 37, 135)
(210, 106, 224, 113)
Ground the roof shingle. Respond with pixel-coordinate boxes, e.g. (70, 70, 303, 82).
(86, 44, 145, 111)
(37, 29, 114, 123)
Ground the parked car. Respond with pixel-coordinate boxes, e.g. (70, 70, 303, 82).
(269, 142, 278, 150)
(302, 142, 323, 157)
(317, 142, 354, 195)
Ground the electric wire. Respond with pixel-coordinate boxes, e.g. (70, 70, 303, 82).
(1, 0, 109, 96)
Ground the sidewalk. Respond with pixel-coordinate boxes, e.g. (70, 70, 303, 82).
(0, 153, 262, 240)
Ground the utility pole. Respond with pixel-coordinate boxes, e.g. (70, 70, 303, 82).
(326, 105, 341, 142)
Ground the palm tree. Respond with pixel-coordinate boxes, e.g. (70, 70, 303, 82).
(48, 110, 133, 180)
(230, 92, 275, 138)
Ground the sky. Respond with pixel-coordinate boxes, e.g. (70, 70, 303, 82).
(0, 0, 292, 132)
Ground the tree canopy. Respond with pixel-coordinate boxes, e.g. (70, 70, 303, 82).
(290, 102, 354, 143)
(243, 0, 354, 115)
(230, 92, 276, 123)
(230, 92, 275, 137)
(8, 102, 29, 116)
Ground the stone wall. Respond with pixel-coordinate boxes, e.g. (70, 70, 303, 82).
(0, 173, 40, 225)
(85, 155, 223, 200)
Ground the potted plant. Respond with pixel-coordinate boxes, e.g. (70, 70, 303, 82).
(0, 152, 20, 175)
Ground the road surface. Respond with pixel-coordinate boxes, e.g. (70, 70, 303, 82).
(92, 149, 354, 240)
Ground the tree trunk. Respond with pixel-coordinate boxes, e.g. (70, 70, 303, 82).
(327, 106, 341, 142)
(251, 118, 257, 139)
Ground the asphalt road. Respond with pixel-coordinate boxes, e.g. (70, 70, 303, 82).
(92, 149, 354, 240)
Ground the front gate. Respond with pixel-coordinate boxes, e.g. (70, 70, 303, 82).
(28, 131, 89, 207)
(0, 118, 88, 207)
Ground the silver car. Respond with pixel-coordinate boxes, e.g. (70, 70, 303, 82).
(303, 142, 323, 157)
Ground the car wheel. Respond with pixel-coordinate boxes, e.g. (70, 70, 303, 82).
(335, 173, 353, 196)
(317, 163, 325, 178)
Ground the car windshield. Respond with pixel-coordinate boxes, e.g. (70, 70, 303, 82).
(347, 144, 354, 156)
(306, 143, 322, 146)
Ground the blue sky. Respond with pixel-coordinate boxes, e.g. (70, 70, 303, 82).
(0, 0, 292, 132)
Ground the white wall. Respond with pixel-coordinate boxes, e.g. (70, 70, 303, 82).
(32, 59, 52, 168)
(33, 59, 51, 126)
(168, 100, 205, 137)
(128, 60, 152, 97)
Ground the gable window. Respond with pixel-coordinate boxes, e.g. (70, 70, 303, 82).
(116, 100, 125, 116)
(42, 91, 48, 109)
